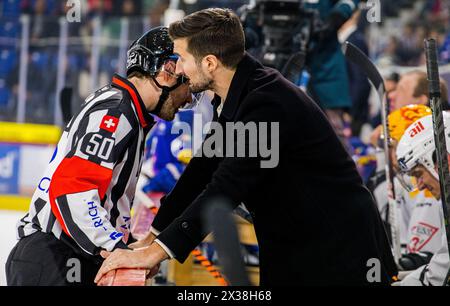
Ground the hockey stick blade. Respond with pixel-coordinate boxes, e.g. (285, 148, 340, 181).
(204, 200, 251, 286)
(60, 87, 73, 126)
(343, 42, 384, 92)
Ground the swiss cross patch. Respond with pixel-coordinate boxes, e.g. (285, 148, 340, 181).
(100, 115, 119, 133)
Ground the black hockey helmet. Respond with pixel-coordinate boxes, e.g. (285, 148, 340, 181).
(126, 26, 175, 77)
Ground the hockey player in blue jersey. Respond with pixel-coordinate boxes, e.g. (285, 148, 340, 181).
(142, 109, 194, 194)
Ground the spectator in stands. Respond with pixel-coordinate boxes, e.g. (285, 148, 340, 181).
(369, 72, 399, 129)
(122, 0, 144, 38)
(385, 72, 400, 99)
(147, 0, 170, 28)
(370, 70, 449, 147)
(339, 9, 371, 137)
(428, 25, 450, 63)
(122, 0, 141, 17)
(423, 0, 449, 23)
(396, 23, 423, 66)
(389, 70, 449, 110)
(440, 30, 450, 63)
(30, 0, 59, 44)
(6, 50, 56, 123)
(377, 36, 400, 67)
(384, 72, 400, 112)
(87, 0, 113, 18)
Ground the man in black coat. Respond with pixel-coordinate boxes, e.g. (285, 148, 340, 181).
(95, 8, 397, 286)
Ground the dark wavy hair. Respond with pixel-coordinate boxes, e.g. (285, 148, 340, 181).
(169, 8, 245, 69)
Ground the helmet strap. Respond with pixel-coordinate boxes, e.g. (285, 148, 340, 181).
(428, 166, 440, 181)
(150, 76, 185, 116)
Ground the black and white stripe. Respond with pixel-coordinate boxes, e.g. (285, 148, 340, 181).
(17, 76, 155, 256)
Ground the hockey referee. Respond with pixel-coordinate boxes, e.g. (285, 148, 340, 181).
(6, 27, 191, 286)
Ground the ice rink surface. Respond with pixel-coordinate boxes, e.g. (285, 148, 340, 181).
(0, 210, 23, 286)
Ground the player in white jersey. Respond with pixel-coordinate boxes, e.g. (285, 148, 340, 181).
(396, 113, 450, 285)
(368, 105, 442, 268)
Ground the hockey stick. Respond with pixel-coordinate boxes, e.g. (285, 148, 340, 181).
(205, 200, 251, 286)
(234, 205, 254, 224)
(424, 39, 450, 286)
(144, 205, 229, 285)
(60, 87, 73, 126)
(343, 41, 402, 263)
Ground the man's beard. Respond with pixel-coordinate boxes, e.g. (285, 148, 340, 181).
(189, 70, 214, 94)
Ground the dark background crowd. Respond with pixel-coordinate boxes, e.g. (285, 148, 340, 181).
(0, 0, 449, 128)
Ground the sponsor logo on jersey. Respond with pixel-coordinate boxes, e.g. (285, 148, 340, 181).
(408, 222, 439, 252)
(109, 231, 124, 241)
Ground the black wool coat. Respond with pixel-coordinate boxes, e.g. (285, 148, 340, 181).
(152, 53, 397, 285)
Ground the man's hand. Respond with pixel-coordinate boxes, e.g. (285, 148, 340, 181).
(128, 232, 156, 250)
(94, 242, 169, 284)
(127, 233, 159, 277)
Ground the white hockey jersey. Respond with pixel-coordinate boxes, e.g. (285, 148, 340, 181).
(373, 173, 444, 254)
(406, 189, 443, 254)
(400, 233, 449, 286)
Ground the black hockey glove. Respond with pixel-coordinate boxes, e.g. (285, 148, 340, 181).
(398, 252, 433, 271)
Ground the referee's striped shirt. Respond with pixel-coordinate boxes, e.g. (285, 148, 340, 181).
(17, 74, 155, 256)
